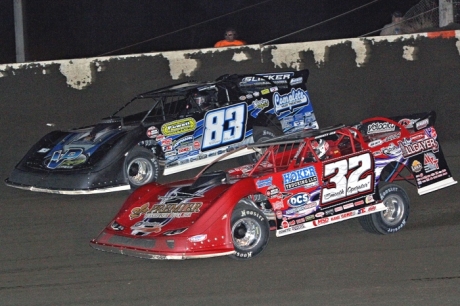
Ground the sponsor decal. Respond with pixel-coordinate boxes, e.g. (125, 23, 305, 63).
(273, 88, 309, 114)
(381, 143, 402, 157)
(331, 215, 341, 221)
(290, 77, 303, 86)
(285, 202, 318, 216)
(276, 210, 283, 219)
(424, 127, 437, 139)
(129, 202, 150, 220)
(343, 203, 354, 210)
(193, 141, 201, 150)
(325, 209, 334, 216)
(177, 146, 192, 155)
(246, 94, 253, 99)
(296, 218, 306, 224)
(334, 206, 343, 212)
(423, 152, 439, 173)
(38, 148, 50, 153)
(415, 119, 429, 130)
(305, 215, 315, 221)
(287, 192, 310, 207)
(47, 148, 86, 169)
(240, 73, 294, 85)
(162, 145, 173, 152)
(161, 118, 197, 136)
(173, 135, 194, 148)
(156, 134, 165, 141)
(161, 138, 172, 146)
(256, 177, 273, 189)
(416, 169, 448, 184)
(269, 86, 278, 92)
(253, 91, 260, 97)
(164, 151, 176, 157)
(398, 137, 439, 158)
(398, 118, 419, 128)
(313, 217, 329, 226)
(145, 202, 203, 218)
(365, 195, 375, 204)
(239, 95, 246, 101)
(261, 89, 270, 95)
(282, 166, 318, 191)
(266, 185, 280, 199)
(252, 98, 269, 110)
(273, 201, 284, 210)
(384, 132, 401, 142)
(315, 212, 325, 218)
(368, 139, 383, 148)
(367, 122, 395, 134)
(354, 200, 365, 206)
(410, 133, 426, 142)
(147, 126, 159, 138)
(411, 160, 422, 172)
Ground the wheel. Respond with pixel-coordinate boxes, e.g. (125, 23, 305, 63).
(359, 183, 410, 234)
(238, 127, 278, 164)
(125, 147, 159, 189)
(229, 200, 270, 260)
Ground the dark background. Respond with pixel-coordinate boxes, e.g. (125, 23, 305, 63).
(1, 0, 422, 64)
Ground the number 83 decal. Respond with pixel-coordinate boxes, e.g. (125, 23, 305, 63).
(202, 103, 247, 151)
(320, 151, 375, 206)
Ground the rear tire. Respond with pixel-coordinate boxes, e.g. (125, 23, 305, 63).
(229, 200, 270, 260)
(125, 147, 159, 189)
(238, 127, 277, 164)
(359, 183, 410, 234)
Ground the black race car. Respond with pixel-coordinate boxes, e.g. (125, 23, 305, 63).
(6, 70, 318, 194)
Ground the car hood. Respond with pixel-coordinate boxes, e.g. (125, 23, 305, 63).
(24, 122, 138, 171)
(109, 182, 232, 237)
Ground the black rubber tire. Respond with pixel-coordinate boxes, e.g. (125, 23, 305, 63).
(238, 127, 277, 164)
(124, 147, 159, 189)
(359, 183, 410, 234)
(229, 200, 270, 260)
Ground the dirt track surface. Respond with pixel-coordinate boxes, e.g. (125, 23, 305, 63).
(1, 155, 459, 306)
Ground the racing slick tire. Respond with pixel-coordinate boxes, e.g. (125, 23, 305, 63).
(125, 147, 159, 189)
(238, 127, 278, 165)
(359, 184, 410, 234)
(229, 200, 270, 260)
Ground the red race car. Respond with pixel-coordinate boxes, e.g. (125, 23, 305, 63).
(90, 111, 457, 260)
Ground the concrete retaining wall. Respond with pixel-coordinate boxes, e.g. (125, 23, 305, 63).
(1, 30, 459, 182)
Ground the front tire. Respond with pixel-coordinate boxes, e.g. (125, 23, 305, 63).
(359, 183, 410, 234)
(229, 200, 270, 260)
(125, 147, 159, 189)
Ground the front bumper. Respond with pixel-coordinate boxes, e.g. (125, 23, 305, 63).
(90, 230, 235, 260)
(5, 165, 129, 195)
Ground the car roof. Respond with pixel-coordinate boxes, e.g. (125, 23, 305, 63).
(137, 81, 213, 98)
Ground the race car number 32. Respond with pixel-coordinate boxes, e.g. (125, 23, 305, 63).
(202, 103, 247, 151)
(321, 152, 374, 205)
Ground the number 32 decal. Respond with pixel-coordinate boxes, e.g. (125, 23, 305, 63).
(202, 103, 247, 151)
(321, 152, 374, 206)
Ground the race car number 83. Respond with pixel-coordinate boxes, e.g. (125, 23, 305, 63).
(202, 103, 247, 150)
(321, 152, 374, 205)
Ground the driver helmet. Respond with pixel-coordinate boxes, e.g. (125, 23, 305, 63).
(311, 139, 329, 160)
(194, 91, 217, 110)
